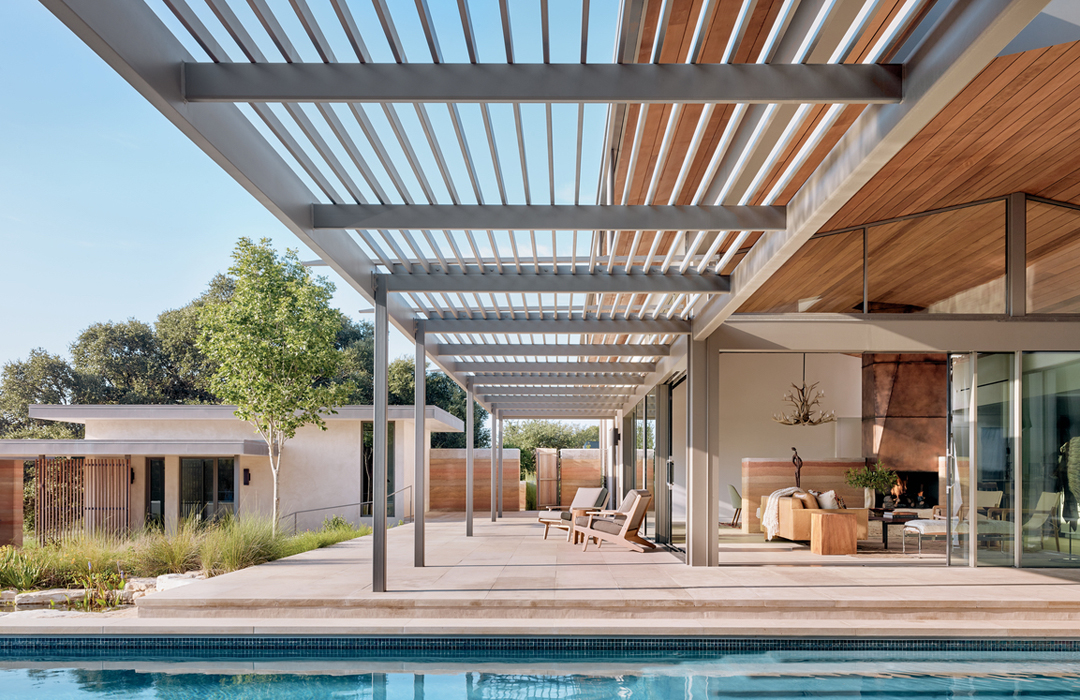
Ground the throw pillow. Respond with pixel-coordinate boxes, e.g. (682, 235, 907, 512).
(835, 495, 847, 509)
(794, 492, 819, 509)
(817, 490, 838, 509)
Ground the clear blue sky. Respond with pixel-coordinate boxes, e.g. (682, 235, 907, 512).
(0, 0, 421, 367)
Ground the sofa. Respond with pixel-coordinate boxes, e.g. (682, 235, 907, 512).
(759, 495, 869, 542)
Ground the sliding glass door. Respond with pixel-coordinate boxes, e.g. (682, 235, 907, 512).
(180, 457, 235, 522)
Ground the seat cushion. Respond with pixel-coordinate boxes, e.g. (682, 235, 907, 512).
(585, 517, 624, 536)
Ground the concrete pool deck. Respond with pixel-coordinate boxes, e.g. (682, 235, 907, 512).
(5, 513, 1080, 638)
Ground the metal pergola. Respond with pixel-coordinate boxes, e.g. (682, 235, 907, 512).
(39, 0, 1047, 581)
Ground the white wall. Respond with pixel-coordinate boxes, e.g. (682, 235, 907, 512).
(717, 353, 862, 521)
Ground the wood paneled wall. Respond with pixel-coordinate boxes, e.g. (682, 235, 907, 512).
(428, 450, 520, 512)
(0, 461, 22, 547)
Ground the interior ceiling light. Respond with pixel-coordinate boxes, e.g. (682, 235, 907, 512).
(773, 354, 836, 427)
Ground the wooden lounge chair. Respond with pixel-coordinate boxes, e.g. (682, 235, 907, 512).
(576, 489, 655, 553)
(537, 486, 608, 540)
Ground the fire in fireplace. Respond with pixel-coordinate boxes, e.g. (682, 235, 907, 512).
(879, 471, 940, 510)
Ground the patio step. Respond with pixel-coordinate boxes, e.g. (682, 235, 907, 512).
(135, 595, 1080, 620)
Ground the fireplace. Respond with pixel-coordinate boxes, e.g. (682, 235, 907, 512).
(877, 470, 940, 510)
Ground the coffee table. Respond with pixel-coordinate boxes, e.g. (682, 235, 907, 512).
(870, 512, 918, 549)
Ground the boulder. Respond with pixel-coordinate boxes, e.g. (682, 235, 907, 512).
(123, 577, 156, 593)
(1, 589, 16, 603)
(14, 588, 85, 607)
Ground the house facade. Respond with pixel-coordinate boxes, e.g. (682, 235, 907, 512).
(0, 404, 464, 540)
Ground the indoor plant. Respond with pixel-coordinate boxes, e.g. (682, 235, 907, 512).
(845, 461, 899, 509)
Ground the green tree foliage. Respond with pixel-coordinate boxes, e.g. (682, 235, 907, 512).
(70, 319, 167, 403)
(154, 273, 234, 403)
(386, 357, 489, 448)
(503, 420, 600, 476)
(0, 349, 83, 438)
(197, 238, 348, 533)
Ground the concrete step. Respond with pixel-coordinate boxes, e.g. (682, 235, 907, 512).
(135, 595, 1080, 620)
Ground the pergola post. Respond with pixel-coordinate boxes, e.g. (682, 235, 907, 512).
(490, 409, 497, 522)
(466, 382, 474, 537)
(413, 319, 426, 568)
(372, 278, 388, 591)
(497, 415, 504, 518)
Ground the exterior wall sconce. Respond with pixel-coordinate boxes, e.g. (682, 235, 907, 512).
(243, 468, 251, 486)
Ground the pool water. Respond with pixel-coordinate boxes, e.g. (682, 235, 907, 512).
(4, 650, 1080, 699)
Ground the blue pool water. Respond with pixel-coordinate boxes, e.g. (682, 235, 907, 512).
(4, 645, 1080, 699)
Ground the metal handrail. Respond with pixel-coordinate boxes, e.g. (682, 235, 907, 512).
(283, 485, 412, 534)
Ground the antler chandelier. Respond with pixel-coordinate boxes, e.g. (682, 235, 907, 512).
(773, 354, 836, 427)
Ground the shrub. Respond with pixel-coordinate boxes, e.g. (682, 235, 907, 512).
(130, 519, 202, 577)
(526, 480, 537, 510)
(26, 532, 133, 589)
(0, 546, 43, 590)
(199, 514, 280, 577)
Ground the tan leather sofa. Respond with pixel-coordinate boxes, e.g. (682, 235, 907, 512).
(759, 496, 869, 541)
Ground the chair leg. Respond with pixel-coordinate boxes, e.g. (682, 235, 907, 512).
(543, 523, 550, 540)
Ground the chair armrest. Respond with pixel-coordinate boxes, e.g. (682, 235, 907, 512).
(542, 506, 569, 511)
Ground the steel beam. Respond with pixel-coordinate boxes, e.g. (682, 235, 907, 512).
(478, 387, 637, 397)
(501, 412, 615, 419)
(471, 376, 646, 386)
(713, 315, 1080, 353)
(426, 315, 691, 335)
(314, 203, 785, 233)
(492, 403, 626, 410)
(383, 269, 730, 294)
(437, 344, 670, 357)
(184, 62, 902, 104)
(691, 0, 1049, 340)
(455, 361, 655, 374)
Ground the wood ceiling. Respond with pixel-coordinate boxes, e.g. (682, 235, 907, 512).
(738, 37, 1080, 314)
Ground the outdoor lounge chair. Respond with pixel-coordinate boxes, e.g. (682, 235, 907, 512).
(537, 486, 608, 540)
(576, 489, 655, 553)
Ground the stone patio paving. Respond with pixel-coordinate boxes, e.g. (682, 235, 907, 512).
(6, 513, 1080, 637)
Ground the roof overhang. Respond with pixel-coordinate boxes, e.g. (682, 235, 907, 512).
(0, 439, 268, 459)
(28, 404, 464, 433)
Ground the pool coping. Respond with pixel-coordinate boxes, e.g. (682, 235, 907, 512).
(4, 617, 1080, 639)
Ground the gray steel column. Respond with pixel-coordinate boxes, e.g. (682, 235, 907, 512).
(413, 320, 426, 568)
(655, 384, 672, 544)
(489, 410, 497, 522)
(373, 278, 388, 592)
(497, 416, 504, 518)
(466, 383, 474, 537)
(1007, 192, 1027, 317)
(686, 336, 720, 567)
(490, 409, 497, 522)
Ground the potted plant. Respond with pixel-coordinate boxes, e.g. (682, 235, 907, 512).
(845, 461, 899, 509)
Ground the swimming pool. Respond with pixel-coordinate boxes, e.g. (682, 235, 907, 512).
(2, 641, 1080, 699)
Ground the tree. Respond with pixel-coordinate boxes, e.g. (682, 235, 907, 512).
(197, 238, 347, 534)
(154, 273, 235, 404)
(503, 420, 599, 475)
(70, 319, 167, 403)
(0, 349, 84, 438)
(386, 357, 489, 448)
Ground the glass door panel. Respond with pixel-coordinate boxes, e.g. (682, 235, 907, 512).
(1021, 352, 1080, 566)
(975, 353, 1015, 565)
(669, 381, 687, 553)
(949, 354, 974, 565)
(146, 458, 165, 528)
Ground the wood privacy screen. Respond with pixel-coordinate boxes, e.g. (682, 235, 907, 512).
(536, 448, 558, 508)
(35, 457, 130, 543)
